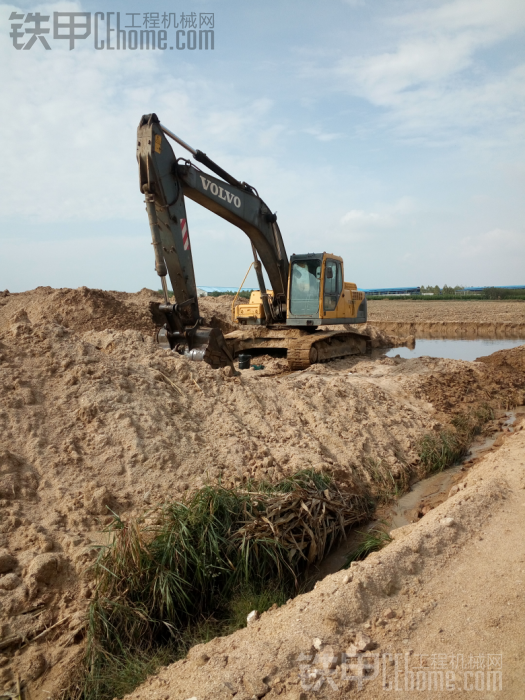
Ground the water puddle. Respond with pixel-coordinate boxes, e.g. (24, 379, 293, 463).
(386, 410, 520, 529)
(315, 408, 524, 579)
(381, 338, 525, 362)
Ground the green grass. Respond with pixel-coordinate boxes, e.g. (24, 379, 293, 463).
(253, 468, 333, 494)
(87, 485, 298, 659)
(67, 470, 365, 700)
(70, 581, 289, 700)
(344, 527, 392, 566)
(364, 458, 408, 505)
(418, 405, 494, 475)
(224, 581, 289, 633)
(74, 645, 176, 700)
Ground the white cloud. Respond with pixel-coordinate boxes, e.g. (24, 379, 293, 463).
(340, 197, 415, 230)
(332, 0, 525, 141)
(340, 209, 390, 227)
(459, 228, 525, 258)
(304, 127, 343, 142)
(393, 0, 525, 36)
(0, 4, 292, 224)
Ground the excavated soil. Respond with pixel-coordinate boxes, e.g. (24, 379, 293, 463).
(123, 421, 525, 700)
(0, 288, 524, 698)
(367, 299, 525, 338)
(0, 287, 237, 337)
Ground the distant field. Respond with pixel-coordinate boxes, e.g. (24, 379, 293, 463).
(368, 300, 525, 325)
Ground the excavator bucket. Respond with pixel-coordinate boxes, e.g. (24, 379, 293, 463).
(156, 323, 237, 371)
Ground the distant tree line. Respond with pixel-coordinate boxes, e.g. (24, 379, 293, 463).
(420, 285, 464, 294)
(415, 285, 524, 300)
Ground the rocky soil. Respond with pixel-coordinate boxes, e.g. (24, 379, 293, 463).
(0, 288, 523, 698)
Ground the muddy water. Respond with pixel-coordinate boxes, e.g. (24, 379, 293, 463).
(387, 410, 521, 528)
(315, 409, 524, 579)
(381, 338, 525, 362)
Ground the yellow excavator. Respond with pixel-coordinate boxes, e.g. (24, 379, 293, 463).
(137, 113, 370, 371)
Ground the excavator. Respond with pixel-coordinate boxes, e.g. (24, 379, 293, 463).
(137, 113, 370, 372)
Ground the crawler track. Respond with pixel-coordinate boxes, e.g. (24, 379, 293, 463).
(225, 327, 371, 371)
(287, 331, 371, 370)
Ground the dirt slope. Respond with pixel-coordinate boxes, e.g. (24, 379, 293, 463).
(121, 422, 525, 700)
(0, 288, 523, 698)
(0, 290, 429, 694)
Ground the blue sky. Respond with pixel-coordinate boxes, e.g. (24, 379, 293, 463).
(1, 0, 524, 292)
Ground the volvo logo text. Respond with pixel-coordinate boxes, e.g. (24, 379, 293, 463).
(199, 176, 241, 208)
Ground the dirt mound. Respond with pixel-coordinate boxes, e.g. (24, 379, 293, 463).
(0, 289, 242, 341)
(346, 322, 414, 349)
(1, 289, 522, 698)
(399, 353, 525, 414)
(197, 294, 238, 334)
(0, 312, 437, 697)
(0, 286, 162, 335)
(476, 343, 525, 372)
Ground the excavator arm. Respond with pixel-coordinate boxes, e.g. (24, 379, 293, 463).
(137, 113, 288, 335)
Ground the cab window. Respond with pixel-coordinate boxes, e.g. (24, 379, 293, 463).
(324, 260, 342, 312)
(290, 259, 321, 316)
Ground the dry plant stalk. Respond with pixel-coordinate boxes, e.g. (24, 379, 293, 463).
(236, 482, 369, 566)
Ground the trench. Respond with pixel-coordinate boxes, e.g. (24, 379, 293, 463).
(315, 407, 524, 579)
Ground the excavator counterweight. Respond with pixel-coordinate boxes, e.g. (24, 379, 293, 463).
(137, 113, 370, 371)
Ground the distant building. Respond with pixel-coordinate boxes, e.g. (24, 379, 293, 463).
(362, 286, 421, 297)
(197, 286, 257, 297)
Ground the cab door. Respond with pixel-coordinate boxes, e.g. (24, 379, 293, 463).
(322, 258, 343, 314)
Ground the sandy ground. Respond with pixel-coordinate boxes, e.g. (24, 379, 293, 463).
(122, 421, 525, 700)
(368, 300, 525, 325)
(0, 288, 524, 698)
(366, 300, 525, 339)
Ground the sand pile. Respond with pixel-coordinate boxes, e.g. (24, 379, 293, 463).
(346, 350, 525, 416)
(0, 292, 435, 694)
(404, 350, 525, 414)
(0, 287, 162, 335)
(0, 288, 522, 697)
(0, 287, 239, 338)
(476, 343, 525, 373)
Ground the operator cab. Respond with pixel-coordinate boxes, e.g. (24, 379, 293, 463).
(233, 252, 366, 327)
(286, 252, 364, 327)
(289, 254, 345, 318)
